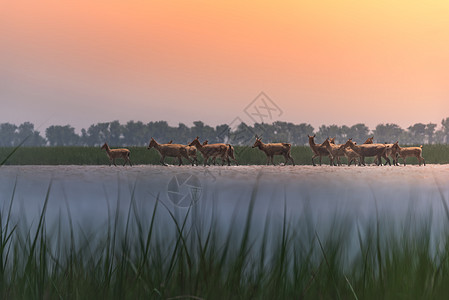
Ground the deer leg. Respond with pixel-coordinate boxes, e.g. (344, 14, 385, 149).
(270, 155, 275, 165)
(311, 154, 317, 166)
(375, 155, 381, 166)
(113, 158, 117, 167)
(376, 155, 382, 166)
(160, 155, 168, 166)
(182, 152, 192, 166)
(383, 154, 391, 166)
(284, 154, 289, 165)
(403, 157, 407, 166)
(319, 156, 322, 166)
(290, 154, 295, 166)
(266, 156, 270, 165)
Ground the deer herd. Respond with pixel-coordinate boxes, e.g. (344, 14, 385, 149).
(101, 135, 426, 167)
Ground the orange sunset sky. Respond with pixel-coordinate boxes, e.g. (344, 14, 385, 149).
(1, 0, 448, 131)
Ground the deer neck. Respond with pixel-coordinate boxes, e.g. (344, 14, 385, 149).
(348, 143, 360, 153)
(153, 142, 162, 151)
(194, 141, 203, 150)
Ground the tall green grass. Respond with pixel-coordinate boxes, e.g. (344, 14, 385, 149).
(1, 144, 448, 165)
(1, 182, 449, 299)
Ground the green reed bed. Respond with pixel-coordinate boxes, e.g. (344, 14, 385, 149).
(1, 183, 449, 299)
(1, 144, 448, 165)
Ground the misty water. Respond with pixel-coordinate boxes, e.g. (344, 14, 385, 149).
(1, 165, 449, 253)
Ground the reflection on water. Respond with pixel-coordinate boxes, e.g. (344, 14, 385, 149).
(1, 165, 449, 246)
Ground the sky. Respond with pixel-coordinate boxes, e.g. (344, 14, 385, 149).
(1, 0, 449, 133)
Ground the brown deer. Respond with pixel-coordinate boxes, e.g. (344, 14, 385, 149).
(308, 134, 331, 166)
(167, 140, 198, 165)
(343, 147, 360, 166)
(189, 137, 230, 166)
(343, 139, 390, 166)
(363, 136, 374, 144)
(365, 138, 398, 166)
(391, 142, 425, 166)
(322, 138, 345, 166)
(329, 137, 360, 166)
(252, 137, 295, 166)
(203, 140, 238, 165)
(147, 138, 193, 166)
(101, 143, 132, 166)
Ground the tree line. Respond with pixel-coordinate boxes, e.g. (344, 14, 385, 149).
(1, 118, 449, 147)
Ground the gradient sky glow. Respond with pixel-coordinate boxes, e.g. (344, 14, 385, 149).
(1, 0, 448, 132)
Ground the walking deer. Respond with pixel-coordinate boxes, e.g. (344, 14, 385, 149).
(189, 137, 231, 166)
(322, 138, 346, 166)
(252, 137, 295, 166)
(364, 137, 398, 166)
(308, 135, 331, 166)
(101, 143, 132, 166)
(203, 140, 238, 165)
(167, 140, 198, 165)
(147, 138, 193, 166)
(329, 137, 360, 166)
(391, 142, 425, 166)
(343, 139, 390, 166)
